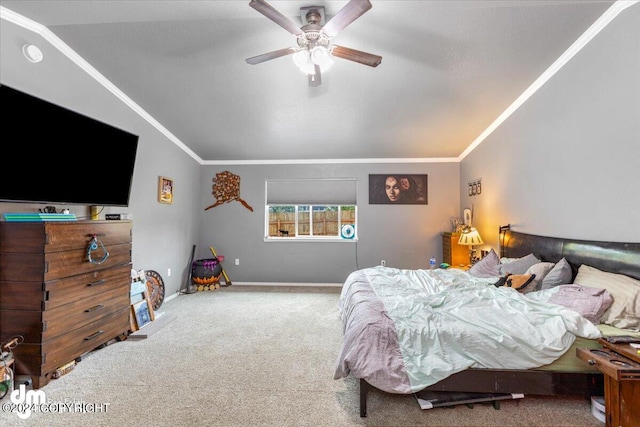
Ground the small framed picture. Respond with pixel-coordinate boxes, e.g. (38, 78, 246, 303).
(158, 176, 173, 204)
(131, 299, 153, 330)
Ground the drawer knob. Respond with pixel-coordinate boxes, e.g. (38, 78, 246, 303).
(84, 304, 104, 313)
(84, 330, 104, 341)
(588, 359, 596, 366)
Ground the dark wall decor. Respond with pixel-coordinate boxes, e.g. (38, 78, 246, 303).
(204, 170, 253, 212)
(468, 178, 482, 196)
(369, 174, 428, 205)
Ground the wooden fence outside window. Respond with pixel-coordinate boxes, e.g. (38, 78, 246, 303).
(268, 210, 355, 237)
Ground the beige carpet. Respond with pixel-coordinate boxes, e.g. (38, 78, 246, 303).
(0, 287, 604, 427)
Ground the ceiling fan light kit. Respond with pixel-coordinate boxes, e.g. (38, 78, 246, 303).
(246, 0, 381, 86)
(293, 45, 334, 75)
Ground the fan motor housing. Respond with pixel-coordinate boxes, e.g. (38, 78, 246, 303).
(300, 6, 326, 26)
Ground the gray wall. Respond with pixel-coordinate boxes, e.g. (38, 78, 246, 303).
(0, 14, 460, 289)
(0, 16, 201, 297)
(196, 163, 459, 284)
(1, 4, 638, 295)
(460, 4, 640, 251)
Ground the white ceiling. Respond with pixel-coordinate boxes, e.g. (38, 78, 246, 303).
(0, 1, 630, 163)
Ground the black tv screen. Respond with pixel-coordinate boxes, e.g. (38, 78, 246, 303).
(0, 84, 139, 206)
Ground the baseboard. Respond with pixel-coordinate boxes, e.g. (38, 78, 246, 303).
(232, 282, 343, 287)
(225, 282, 343, 293)
(166, 282, 343, 300)
(165, 292, 180, 303)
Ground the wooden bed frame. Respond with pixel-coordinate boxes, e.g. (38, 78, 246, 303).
(359, 225, 640, 417)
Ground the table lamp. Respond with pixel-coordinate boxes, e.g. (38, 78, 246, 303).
(458, 227, 484, 265)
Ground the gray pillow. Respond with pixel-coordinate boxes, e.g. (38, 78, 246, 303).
(468, 249, 500, 278)
(540, 257, 572, 289)
(498, 253, 540, 275)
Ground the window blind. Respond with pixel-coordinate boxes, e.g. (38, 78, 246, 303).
(266, 178, 357, 205)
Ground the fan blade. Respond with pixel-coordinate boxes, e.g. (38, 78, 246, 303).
(331, 45, 382, 67)
(308, 65, 322, 87)
(246, 47, 296, 65)
(249, 0, 304, 36)
(322, 0, 372, 37)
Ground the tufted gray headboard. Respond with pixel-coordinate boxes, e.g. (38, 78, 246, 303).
(499, 225, 640, 281)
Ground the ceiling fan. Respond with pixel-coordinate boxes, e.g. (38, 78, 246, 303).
(246, 0, 382, 87)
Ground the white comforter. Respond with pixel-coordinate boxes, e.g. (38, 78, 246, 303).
(334, 266, 601, 394)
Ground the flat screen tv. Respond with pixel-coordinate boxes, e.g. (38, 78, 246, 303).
(0, 84, 139, 206)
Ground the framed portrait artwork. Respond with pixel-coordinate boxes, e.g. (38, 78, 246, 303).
(158, 176, 173, 204)
(369, 174, 428, 205)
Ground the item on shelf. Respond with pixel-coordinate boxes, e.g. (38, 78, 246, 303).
(3, 212, 77, 222)
(105, 213, 133, 220)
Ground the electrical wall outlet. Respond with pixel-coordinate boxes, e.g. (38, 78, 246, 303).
(381, 260, 386, 266)
(235, 258, 240, 266)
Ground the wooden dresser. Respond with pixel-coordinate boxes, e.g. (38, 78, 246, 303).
(441, 232, 469, 267)
(0, 220, 132, 388)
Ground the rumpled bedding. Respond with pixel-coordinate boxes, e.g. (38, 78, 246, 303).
(333, 266, 601, 394)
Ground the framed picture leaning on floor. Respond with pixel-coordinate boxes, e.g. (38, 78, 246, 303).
(131, 299, 153, 330)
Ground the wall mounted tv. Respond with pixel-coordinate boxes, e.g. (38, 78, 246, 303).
(0, 84, 139, 207)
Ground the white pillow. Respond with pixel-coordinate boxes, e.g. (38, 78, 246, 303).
(498, 253, 540, 275)
(524, 262, 556, 291)
(573, 264, 640, 330)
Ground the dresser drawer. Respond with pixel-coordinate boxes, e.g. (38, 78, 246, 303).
(0, 242, 131, 281)
(0, 221, 131, 253)
(0, 283, 129, 342)
(11, 308, 130, 377)
(0, 264, 131, 311)
(43, 286, 129, 341)
(41, 308, 130, 373)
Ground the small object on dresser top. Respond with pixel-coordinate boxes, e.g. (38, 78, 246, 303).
(3, 212, 77, 222)
(105, 213, 133, 220)
(602, 335, 640, 344)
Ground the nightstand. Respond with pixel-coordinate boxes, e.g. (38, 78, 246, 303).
(576, 339, 640, 427)
(441, 232, 469, 267)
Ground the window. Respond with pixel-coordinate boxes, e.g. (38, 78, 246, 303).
(265, 179, 357, 241)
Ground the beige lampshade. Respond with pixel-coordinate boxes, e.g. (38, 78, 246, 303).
(458, 227, 484, 246)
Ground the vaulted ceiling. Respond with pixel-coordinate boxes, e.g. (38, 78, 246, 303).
(1, 1, 630, 163)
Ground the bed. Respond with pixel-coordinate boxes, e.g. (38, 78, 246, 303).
(334, 225, 640, 417)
